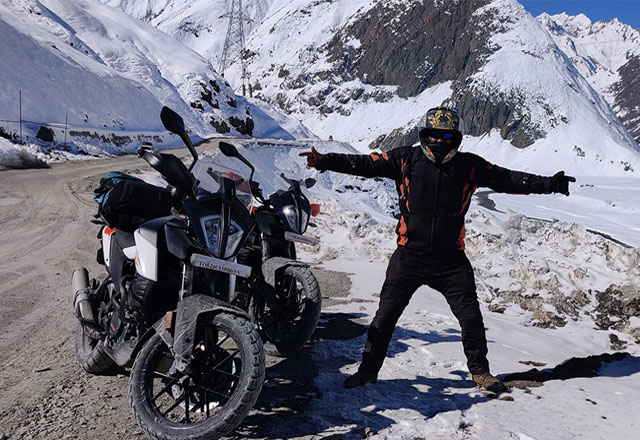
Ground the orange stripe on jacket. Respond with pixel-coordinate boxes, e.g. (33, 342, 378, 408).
(404, 176, 411, 211)
(370, 152, 390, 161)
(460, 185, 477, 214)
(457, 226, 466, 250)
(396, 216, 408, 245)
(459, 166, 476, 214)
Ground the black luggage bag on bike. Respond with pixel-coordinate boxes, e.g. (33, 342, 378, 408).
(94, 172, 173, 232)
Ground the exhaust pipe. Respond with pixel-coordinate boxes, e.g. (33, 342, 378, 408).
(72, 268, 94, 322)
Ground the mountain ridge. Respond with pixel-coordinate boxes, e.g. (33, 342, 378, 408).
(101, 0, 640, 176)
(538, 11, 640, 146)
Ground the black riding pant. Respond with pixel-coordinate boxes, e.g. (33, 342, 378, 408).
(359, 245, 490, 375)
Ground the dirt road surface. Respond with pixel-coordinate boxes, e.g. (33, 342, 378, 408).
(0, 145, 361, 440)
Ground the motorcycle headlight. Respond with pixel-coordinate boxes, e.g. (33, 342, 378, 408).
(281, 205, 299, 232)
(225, 221, 244, 258)
(200, 215, 244, 258)
(201, 216, 221, 256)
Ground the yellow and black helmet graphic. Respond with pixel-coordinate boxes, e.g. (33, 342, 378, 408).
(422, 107, 463, 133)
(418, 107, 464, 164)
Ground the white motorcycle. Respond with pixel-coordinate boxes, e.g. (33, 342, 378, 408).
(73, 107, 265, 440)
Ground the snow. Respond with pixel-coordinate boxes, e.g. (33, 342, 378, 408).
(480, 175, 640, 247)
(131, 138, 638, 439)
(4, 0, 640, 438)
(467, 0, 639, 176)
(538, 11, 640, 106)
(242, 96, 318, 140)
(0, 0, 311, 162)
(0, 138, 43, 167)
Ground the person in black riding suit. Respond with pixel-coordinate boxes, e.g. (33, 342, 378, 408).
(300, 107, 576, 392)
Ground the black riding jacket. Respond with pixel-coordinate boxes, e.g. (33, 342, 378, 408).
(320, 146, 554, 252)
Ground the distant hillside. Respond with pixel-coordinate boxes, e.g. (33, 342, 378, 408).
(0, 0, 309, 156)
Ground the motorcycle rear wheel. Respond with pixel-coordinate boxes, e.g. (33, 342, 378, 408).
(74, 276, 116, 374)
(74, 324, 115, 374)
(129, 312, 265, 440)
(253, 265, 322, 356)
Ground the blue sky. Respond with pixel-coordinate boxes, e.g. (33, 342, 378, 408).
(520, 0, 640, 29)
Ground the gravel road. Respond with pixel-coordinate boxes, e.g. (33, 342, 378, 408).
(0, 146, 360, 440)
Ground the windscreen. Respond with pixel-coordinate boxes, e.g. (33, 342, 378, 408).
(273, 171, 311, 199)
(191, 158, 253, 210)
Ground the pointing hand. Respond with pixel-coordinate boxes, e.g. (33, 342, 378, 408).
(549, 171, 576, 196)
(299, 146, 324, 171)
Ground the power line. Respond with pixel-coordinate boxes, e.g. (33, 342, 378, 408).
(220, 0, 253, 97)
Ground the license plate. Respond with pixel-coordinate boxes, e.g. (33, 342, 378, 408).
(191, 254, 252, 278)
(284, 231, 318, 246)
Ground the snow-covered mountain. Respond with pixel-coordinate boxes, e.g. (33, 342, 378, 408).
(101, 0, 640, 177)
(0, 0, 310, 158)
(537, 12, 640, 146)
(100, 0, 272, 69)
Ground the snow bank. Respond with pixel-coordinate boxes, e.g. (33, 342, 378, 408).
(0, 138, 47, 168)
(465, 208, 640, 333)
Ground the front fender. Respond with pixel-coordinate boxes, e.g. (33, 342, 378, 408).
(173, 294, 252, 373)
(262, 256, 309, 288)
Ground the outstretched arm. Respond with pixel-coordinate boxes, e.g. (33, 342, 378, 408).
(299, 146, 404, 180)
(474, 156, 576, 196)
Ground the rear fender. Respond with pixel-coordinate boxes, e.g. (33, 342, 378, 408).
(172, 294, 252, 373)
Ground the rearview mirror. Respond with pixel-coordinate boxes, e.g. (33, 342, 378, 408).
(219, 141, 239, 157)
(160, 106, 185, 135)
(219, 141, 255, 182)
(304, 178, 316, 189)
(160, 106, 198, 170)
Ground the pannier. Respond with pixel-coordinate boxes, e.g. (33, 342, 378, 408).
(93, 172, 173, 232)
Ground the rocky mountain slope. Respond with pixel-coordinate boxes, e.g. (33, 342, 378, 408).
(102, 0, 640, 177)
(537, 12, 640, 146)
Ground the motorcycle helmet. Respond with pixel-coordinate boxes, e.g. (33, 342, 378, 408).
(417, 107, 464, 164)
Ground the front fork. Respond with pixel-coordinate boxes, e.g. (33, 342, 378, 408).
(169, 262, 249, 374)
(179, 262, 194, 301)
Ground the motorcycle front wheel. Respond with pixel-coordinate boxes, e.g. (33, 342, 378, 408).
(253, 265, 322, 357)
(129, 312, 265, 440)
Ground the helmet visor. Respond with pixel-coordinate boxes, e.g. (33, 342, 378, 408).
(426, 130, 453, 141)
(419, 129, 454, 146)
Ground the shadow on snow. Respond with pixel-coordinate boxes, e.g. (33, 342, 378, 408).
(230, 311, 640, 439)
(502, 352, 640, 387)
(230, 311, 483, 439)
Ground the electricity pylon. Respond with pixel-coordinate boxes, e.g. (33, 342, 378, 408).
(219, 0, 252, 96)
